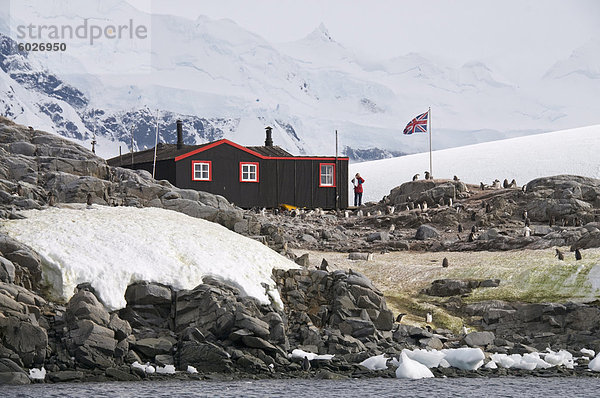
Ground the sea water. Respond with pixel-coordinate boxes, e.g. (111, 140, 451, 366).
(3, 377, 600, 398)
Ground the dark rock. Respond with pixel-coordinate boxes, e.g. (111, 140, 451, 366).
(178, 341, 232, 372)
(125, 282, 172, 306)
(0, 317, 47, 367)
(47, 371, 85, 383)
(66, 290, 110, 326)
(133, 337, 174, 359)
(105, 367, 140, 381)
(463, 331, 495, 347)
(0, 372, 31, 385)
(415, 225, 440, 240)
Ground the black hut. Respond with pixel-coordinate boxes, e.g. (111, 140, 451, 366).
(107, 123, 348, 209)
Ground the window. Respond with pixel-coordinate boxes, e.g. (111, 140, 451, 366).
(192, 161, 211, 181)
(240, 162, 259, 182)
(319, 163, 335, 187)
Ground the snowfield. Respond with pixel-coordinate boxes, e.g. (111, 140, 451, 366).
(350, 124, 600, 203)
(1, 205, 299, 310)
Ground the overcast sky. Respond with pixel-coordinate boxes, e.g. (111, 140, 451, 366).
(126, 0, 599, 82)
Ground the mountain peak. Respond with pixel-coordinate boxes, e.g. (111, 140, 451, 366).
(306, 23, 334, 42)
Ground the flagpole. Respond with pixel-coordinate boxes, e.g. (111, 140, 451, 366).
(428, 107, 432, 178)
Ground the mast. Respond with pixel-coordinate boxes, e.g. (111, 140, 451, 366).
(428, 107, 432, 178)
(152, 109, 159, 179)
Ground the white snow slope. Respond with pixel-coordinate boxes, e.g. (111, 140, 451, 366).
(350, 124, 600, 203)
(0, 205, 299, 310)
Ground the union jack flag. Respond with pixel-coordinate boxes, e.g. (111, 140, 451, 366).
(403, 111, 429, 134)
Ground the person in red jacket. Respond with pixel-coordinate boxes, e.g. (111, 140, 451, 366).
(352, 173, 365, 206)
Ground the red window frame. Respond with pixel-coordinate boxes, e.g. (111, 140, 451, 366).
(191, 160, 212, 181)
(239, 162, 259, 183)
(319, 163, 336, 187)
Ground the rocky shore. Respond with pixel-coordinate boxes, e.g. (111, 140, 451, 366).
(1, 117, 600, 384)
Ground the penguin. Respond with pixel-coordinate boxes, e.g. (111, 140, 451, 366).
(523, 226, 531, 237)
(509, 179, 517, 188)
(471, 212, 477, 221)
(422, 202, 428, 211)
(485, 203, 491, 213)
(555, 248, 564, 261)
(86, 193, 93, 207)
(426, 312, 432, 323)
(575, 249, 582, 261)
(453, 175, 460, 181)
(47, 191, 56, 207)
(549, 216, 555, 227)
(16, 184, 24, 197)
(522, 210, 528, 220)
(480, 182, 485, 191)
(412, 174, 420, 181)
(424, 171, 430, 180)
(525, 217, 530, 227)
(395, 313, 406, 323)
(461, 324, 469, 335)
(503, 179, 509, 188)
(457, 224, 463, 233)
(471, 225, 477, 233)
(442, 257, 449, 268)
(468, 232, 476, 242)
(389, 224, 396, 233)
(319, 258, 329, 272)
(302, 356, 311, 371)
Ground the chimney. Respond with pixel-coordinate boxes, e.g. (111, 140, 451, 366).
(265, 126, 273, 147)
(176, 120, 183, 149)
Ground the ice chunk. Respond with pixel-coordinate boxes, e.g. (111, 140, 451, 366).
(359, 354, 388, 371)
(395, 351, 434, 379)
(156, 365, 176, 374)
(290, 349, 334, 361)
(543, 349, 574, 369)
(404, 349, 446, 368)
(589, 354, 600, 372)
(28, 367, 46, 380)
(484, 360, 497, 369)
(442, 347, 484, 370)
(581, 348, 596, 358)
(187, 365, 198, 374)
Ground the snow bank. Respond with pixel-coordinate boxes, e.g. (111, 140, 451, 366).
(290, 349, 334, 361)
(359, 354, 388, 371)
(187, 365, 198, 374)
(395, 351, 434, 379)
(351, 124, 600, 202)
(1, 206, 299, 310)
(441, 348, 485, 371)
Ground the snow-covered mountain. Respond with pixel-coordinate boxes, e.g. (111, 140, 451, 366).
(0, 1, 598, 160)
(350, 124, 600, 203)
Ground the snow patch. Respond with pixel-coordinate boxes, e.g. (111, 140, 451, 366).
(1, 206, 299, 310)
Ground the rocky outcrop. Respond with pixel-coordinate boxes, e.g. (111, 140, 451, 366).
(387, 180, 469, 207)
(274, 268, 394, 354)
(423, 279, 500, 297)
(525, 175, 600, 224)
(463, 301, 600, 352)
(0, 117, 242, 230)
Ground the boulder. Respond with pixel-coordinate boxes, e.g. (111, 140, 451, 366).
(0, 358, 30, 385)
(66, 290, 110, 327)
(132, 337, 174, 359)
(415, 225, 440, 240)
(124, 282, 172, 306)
(463, 331, 495, 347)
(177, 341, 232, 372)
(0, 317, 47, 367)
